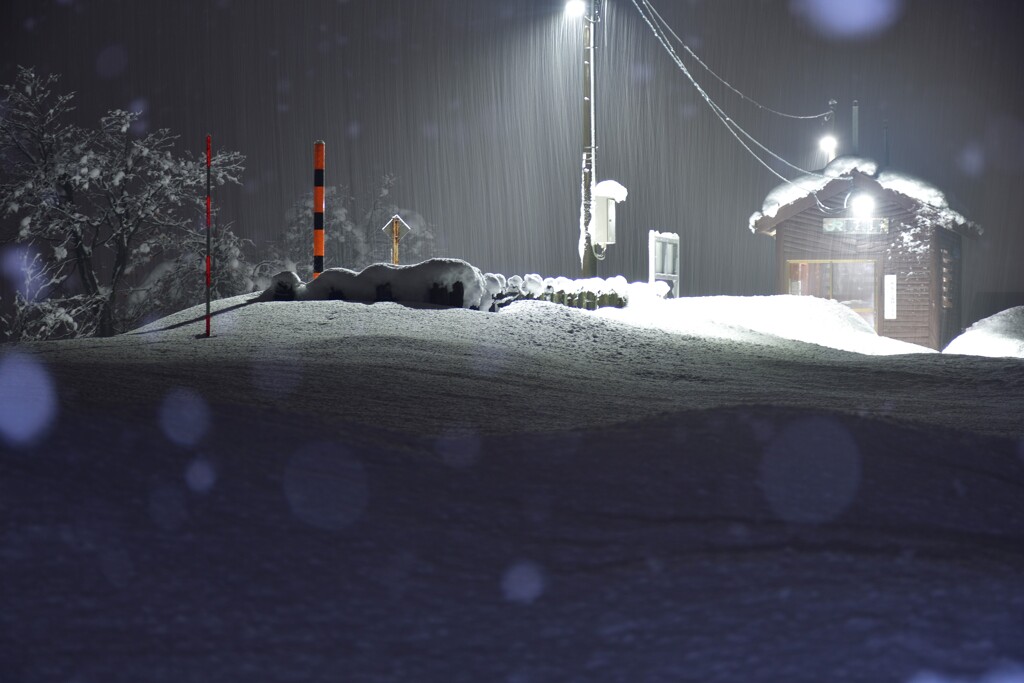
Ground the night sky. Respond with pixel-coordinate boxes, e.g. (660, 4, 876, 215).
(3, 0, 1023, 324)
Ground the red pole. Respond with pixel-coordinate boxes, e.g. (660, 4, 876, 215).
(205, 134, 212, 337)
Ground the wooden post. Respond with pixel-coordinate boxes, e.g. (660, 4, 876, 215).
(391, 216, 400, 265)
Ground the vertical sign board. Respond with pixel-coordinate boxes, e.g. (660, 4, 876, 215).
(648, 230, 680, 298)
(884, 274, 897, 319)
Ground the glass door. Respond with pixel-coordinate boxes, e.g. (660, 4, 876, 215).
(787, 260, 877, 330)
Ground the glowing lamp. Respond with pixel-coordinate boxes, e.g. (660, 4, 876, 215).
(819, 135, 837, 162)
(851, 193, 875, 218)
(565, 0, 585, 18)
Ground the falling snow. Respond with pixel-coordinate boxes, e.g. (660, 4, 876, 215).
(3, 0, 1024, 680)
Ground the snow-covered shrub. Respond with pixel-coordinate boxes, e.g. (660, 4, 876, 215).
(255, 260, 668, 314)
(263, 258, 487, 309)
(522, 274, 545, 298)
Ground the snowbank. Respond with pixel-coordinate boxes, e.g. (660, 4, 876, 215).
(256, 260, 932, 355)
(261, 259, 669, 312)
(597, 293, 933, 356)
(944, 306, 1024, 358)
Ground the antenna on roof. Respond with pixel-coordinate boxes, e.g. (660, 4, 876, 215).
(883, 120, 890, 168)
(852, 100, 860, 155)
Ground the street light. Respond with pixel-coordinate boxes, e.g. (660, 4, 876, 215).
(567, 0, 598, 277)
(819, 135, 838, 163)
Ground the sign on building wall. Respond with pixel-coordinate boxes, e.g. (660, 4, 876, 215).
(884, 274, 897, 319)
(823, 217, 889, 234)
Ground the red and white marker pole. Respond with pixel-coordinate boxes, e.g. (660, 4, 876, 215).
(205, 134, 212, 337)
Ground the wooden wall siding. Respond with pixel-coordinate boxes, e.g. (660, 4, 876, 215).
(775, 199, 948, 349)
(885, 217, 939, 348)
(879, 268, 933, 347)
(933, 227, 964, 349)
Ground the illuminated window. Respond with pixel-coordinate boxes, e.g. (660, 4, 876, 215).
(787, 259, 877, 330)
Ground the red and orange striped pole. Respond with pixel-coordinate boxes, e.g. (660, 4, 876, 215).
(205, 134, 212, 337)
(313, 140, 325, 279)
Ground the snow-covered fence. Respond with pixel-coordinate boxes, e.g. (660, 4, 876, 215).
(483, 273, 670, 312)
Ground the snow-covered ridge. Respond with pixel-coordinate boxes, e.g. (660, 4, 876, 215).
(236, 258, 1024, 359)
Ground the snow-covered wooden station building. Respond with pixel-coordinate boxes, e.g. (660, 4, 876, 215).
(749, 157, 980, 350)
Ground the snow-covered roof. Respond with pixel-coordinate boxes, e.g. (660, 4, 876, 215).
(749, 156, 976, 234)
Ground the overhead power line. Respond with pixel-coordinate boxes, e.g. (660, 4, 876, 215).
(641, 0, 832, 121)
(629, 0, 848, 211)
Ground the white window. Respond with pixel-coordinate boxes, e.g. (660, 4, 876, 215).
(648, 231, 680, 297)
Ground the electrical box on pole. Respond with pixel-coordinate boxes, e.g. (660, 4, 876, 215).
(592, 180, 627, 246)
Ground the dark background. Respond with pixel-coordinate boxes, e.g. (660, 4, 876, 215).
(2, 0, 1023, 326)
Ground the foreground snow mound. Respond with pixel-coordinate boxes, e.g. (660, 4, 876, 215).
(597, 294, 934, 356)
(944, 306, 1024, 358)
(262, 258, 488, 309)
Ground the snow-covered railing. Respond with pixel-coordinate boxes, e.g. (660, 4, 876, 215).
(487, 273, 669, 311)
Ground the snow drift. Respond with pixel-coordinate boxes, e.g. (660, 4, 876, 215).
(944, 306, 1024, 358)
(598, 293, 932, 356)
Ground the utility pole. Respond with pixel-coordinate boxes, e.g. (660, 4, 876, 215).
(579, 0, 598, 278)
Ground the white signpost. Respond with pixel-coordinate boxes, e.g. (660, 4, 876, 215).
(648, 230, 681, 298)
